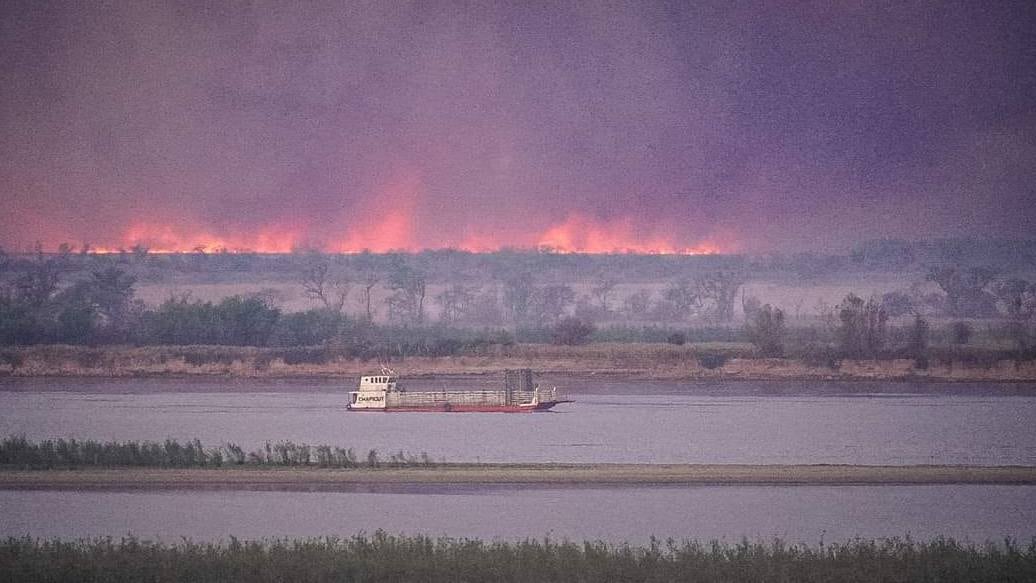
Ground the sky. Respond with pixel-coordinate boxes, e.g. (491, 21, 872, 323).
(1, 1, 1033, 254)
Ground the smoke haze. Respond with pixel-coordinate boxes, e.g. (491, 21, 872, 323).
(1, 1, 1033, 253)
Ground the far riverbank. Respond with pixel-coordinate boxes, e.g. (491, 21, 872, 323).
(2, 343, 1036, 382)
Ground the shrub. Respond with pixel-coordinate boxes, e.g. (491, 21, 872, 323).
(798, 343, 841, 370)
(665, 332, 686, 346)
(745, 304, 785, 357)
(274, 347, 328, 365)
(951, 321, 972, 345)
(697, 352, 728, 369)
(0, 350, 23, 369)
(551, 317, 595, 346)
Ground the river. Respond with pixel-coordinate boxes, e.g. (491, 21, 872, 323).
(1, 377, 1035, 465)
(3, 376, 1035, 544)
(2, 485, 1034, 544)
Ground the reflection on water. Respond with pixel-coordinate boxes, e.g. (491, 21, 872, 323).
(1, 485, 1034, 544)
(1, 377, 1035, 465)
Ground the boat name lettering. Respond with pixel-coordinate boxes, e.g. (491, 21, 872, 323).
(357, 395, 384, 402)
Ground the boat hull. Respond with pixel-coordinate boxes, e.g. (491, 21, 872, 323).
(347, 400, 571, 413)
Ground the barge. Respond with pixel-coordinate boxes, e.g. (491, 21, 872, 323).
(347, 369, 572, 412)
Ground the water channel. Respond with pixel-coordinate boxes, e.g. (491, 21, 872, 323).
(2, 377, 1035, 543)
(2, 377, 1034, 465)
(2, 485, 1034, 544)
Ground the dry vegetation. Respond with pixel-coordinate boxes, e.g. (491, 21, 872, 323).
(2, 343, 1036, 381)
(3, 534, 1035, 582)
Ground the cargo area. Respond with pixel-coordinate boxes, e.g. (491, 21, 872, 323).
(347, 369, 570, 412)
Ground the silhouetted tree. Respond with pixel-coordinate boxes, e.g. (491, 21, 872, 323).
(436, 284, 474, 325)
(908, 315, 929, 368)
(741, 293, 762, 320)
(0, 296, 35, 344)
(951, 321, 972, 345)
(386, 261, 426, 325)
(87, 265, 137, 329)
(661, 279, 699, 320)
(696, 271, 744, 322)
(623, 289, 652, 320)
(351, 251, 381, 322)
(991, 278, 1035, 320)
(301, 256, 349, 314)
(880, 291, 914, 318)
(360, 272, 379, 321)
(14, 244, 66, 309)
(145, 294, 215, 345)
(269, 308, 344, 347)
(665, 332, 686, 346)
(530, 284, 575, 325)
(590, 277, 617, 313)
(927, 266, 997, 317)
(837, 293, 887, 358)
(56, 297, 96, 343)
(144, 294, 280, 345)
(745, 304, 785, 357)
(463, 287, 504, 325)
(551, 316, 595, 345)
(218, 296, 281, 345)
(130, 244, 149, 263)
(502, 272, 534, 325)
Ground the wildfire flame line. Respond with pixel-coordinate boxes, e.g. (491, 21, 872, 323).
(73, 215, 721, 255)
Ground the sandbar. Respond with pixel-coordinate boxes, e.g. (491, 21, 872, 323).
(2, 464, 1035, 491)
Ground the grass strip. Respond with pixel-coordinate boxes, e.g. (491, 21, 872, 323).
(2, 533, 1035, 582)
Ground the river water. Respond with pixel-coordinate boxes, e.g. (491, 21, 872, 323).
(2, 485, 1035, 544)
(2, 376, 1035, 543)
(1, 377, 1035, 465)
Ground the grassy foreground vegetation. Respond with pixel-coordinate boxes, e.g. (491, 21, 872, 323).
(1, 534, 1034, 582)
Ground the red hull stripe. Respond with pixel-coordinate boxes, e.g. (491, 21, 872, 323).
(348, 402, 567, 413)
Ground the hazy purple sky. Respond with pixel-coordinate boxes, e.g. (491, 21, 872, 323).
(1, 1, 1033, 253)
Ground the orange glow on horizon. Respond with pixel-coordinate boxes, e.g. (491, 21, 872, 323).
(534, 214, 720, 255)
(333, 175, 420, 253)
(90, 222, 300, 254)
(72, 212, 725, 255)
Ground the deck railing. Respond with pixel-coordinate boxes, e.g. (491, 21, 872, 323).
(386, 390, 548, 407)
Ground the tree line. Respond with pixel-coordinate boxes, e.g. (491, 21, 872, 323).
(742, 290, 1035, 367)
(0, 247, 745, 347)
(1, 246, 1033, 359)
